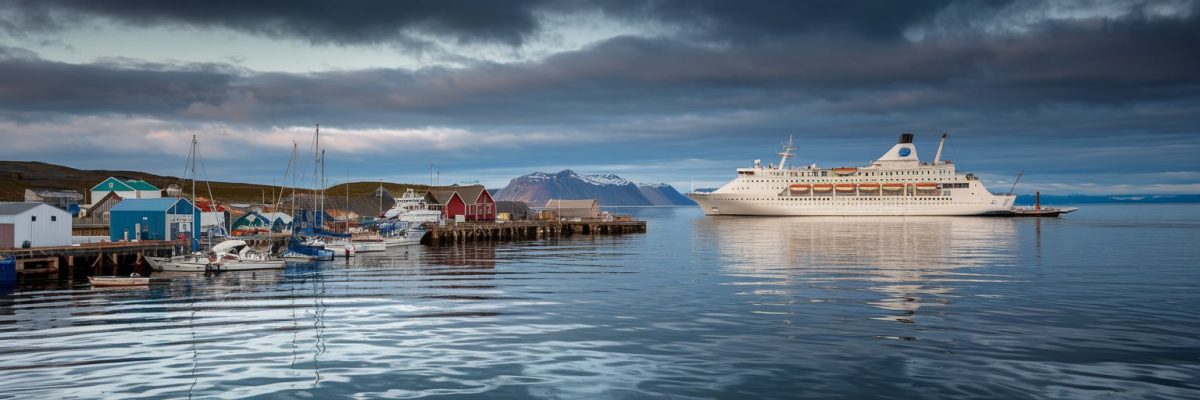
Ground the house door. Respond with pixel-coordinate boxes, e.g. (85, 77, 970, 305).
(0, 224, 13, 249)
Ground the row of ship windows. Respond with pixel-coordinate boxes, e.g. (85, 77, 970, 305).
(749, 170, 953, 177)
(733, 182, 970, 190)
(729, 197, 953, 201)
(741, 178, 959, 183)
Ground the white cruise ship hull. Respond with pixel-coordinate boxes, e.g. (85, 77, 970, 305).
(693, 133, 1017, 217)
(690, 194, 1012, 216)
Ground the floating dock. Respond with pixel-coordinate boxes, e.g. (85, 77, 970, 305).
(422, 219, 647, 246)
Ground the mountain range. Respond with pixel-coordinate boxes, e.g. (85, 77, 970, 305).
(493, 170, 694, 206)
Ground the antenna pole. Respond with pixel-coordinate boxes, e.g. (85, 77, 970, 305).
(1008, 170, 1024, 196)
(777, 135, 795, 170)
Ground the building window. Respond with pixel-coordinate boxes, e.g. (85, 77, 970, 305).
(31, 216, 36, 222)
(51, 216, 57, 221)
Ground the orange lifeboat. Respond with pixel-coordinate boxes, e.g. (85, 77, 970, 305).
(915, 182, 939, 190)
(812, 183, 834, 192)
(831, 167, 858, 175)
(882, 183, 905, 191)
(835, 183, 857, 192)
(858, 182, 881, 190)
(788, 183, 811, 192)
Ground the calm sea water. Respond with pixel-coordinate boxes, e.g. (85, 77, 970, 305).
(1, 204, 1198, 399)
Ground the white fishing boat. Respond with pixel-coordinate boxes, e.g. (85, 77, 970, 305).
(210, 240, 286, 270)
(320, 238, 357, 258)
(147, 253, 214, 272)
(89, 273, 167, 287)
(383, 189, 443, 223)
(354, 239, 386, 253)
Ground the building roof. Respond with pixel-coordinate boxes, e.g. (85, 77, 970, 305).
(264, 212, 293, 224)
(0, 202, 44, 215)
(110, 198, 192, 212)
(91, 177, 136, 192)
(425, 187, 463, 205)
(125, 180, 160, 191)
(545, 199, 598, 209)
(232, 211, 270, 226)
(27, 189, 84, 200)
(427, 184, 489, 204)
(495, 201, 531, 214)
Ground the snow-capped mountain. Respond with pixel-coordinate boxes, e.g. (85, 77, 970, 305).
(493, 169, 694, 206)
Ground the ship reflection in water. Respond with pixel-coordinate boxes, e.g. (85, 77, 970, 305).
(696, 216, 1017, 327)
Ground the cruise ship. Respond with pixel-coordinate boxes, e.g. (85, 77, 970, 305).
(688, 133, 1015, 216)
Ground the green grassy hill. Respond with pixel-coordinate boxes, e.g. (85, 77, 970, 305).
(0, 161, 426, 204)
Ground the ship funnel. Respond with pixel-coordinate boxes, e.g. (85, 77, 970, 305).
(933, 132, 947, 164)
(898, 133, 914, 144)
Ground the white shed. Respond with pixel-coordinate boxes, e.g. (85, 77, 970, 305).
(0, 203, 73, 249)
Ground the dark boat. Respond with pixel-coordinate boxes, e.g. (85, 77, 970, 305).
(1010, 192, 1078, 217)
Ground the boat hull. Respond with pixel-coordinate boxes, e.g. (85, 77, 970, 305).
(689, 193, 1014, 216)
(89, 276, 164, 286)
(147, 255, 212, 272)
(216, 260, 286, 270)
(355, 242, 387, 253)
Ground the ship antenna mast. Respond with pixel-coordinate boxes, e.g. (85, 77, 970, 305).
(777, 135, 795, 170)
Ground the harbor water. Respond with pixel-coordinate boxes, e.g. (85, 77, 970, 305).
(1, 204, 1197, 399)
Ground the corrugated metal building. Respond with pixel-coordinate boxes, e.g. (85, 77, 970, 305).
(24, 189, 84, 214)
(494, 201, 532, 221)
(544, 199, 601, 219)
(109, 198, 197, 242)
(0, 203, 73, 249)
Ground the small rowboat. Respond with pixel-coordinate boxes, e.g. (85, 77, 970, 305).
(88, 274, 168, 287)
(835, 183, 857, 191)
(788, 184, 811, 192)
(831, 167, 858, 175)
(915, 182, 939, 190)
(858, 182, 881, 190)
(882, 183, 905, 191)
(812, 184, 834, 192)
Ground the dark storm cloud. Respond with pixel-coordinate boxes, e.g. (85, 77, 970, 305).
(3, 6, 1198, 131)
(596, 0, 967, 41)
(0, 0, 554, 45)
(0, 0, 975, 46)
(0, 47, 237, 115)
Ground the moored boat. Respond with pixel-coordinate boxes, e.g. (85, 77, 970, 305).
(354, 239, 386, 253)
(211, 240, 286, 270)
(89, 274, 167, 287)
(147, 253, 214, 272)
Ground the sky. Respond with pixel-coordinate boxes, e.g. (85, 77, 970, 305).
(0, 0, 1198, 194)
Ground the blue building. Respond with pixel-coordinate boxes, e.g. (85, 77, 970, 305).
(109, 198, 198, 245)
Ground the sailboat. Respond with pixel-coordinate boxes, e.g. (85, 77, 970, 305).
(282, 125, 336, 261)
(149, 135, 220, 272)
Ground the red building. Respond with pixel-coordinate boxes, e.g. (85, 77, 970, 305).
(425, 185, 495, 221)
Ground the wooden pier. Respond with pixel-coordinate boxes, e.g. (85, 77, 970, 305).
(3, 240, 189, 280)
(422, 219, 646, 246)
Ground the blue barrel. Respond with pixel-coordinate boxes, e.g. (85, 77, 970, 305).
(0, 256, 15, 286)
